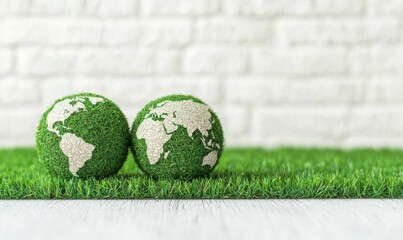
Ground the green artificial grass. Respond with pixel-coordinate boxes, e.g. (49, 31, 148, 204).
(0, 147, 402, 199)
(36, 93, 130, 179)
(132, 94, 224, 179)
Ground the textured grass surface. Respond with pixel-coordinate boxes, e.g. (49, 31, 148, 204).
(0, 148, 402, 199)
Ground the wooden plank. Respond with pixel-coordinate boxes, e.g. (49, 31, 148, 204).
(0, 200, 402, 240)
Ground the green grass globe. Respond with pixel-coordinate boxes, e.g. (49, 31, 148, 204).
(36, 93, 130, 179)
(131, 94, 224, 179)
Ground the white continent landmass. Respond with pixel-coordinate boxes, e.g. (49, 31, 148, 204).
(136, 117, 173, 165)
(202, 150, 218, 167)
(59, 133, 96, 176)
(46, 96, 105, 176)
(136, 100, 220, 168)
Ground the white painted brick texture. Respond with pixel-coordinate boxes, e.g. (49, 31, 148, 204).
(1, 0, 403, 148)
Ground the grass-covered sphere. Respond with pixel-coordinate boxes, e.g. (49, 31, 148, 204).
(131, 94, 224, 179)
(36, 93, 130, 179)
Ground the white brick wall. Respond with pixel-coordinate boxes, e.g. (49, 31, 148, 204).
(1, 0, 403, 148)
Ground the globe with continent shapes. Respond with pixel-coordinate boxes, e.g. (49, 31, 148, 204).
(36, 93, 130, 179)
(131, 94, 224, 179)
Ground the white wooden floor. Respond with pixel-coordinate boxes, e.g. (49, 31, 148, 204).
(0, 200, 402, 240)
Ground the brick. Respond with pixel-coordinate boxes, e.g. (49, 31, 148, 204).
(76, 76, 220, 106)
(2, 0, 136, 16)
(0, 0, 30, 16)
(367, 79, 403, 104)
(0, 78, 40, 106)
(142, 77, 221, 105)
(226, 0, 364, 17)
(252, 48, 346, 77)
(225, 78, 363, 105)
(215, 106, 249, 140)
(348, 47, 403, 76)
(85, 0, 138, 16)
(195, 18, 271, 43)
(0, 19, 191, 47)
(348, 48, 372, 75)
(277, 19, 399, 45)
(371, 0, 403, 14)
(102, 20, 192, 47)
(372, 47, 403, 75)
(347, 107, 403, 138)
(17, 48, 77, 77)
(252, 107, 348, 146)
(40, 79, 75, 108)
(153, 51, 180, 75)
(278, 79, 363, 105)
(17, 48, 180, 77)
(313, 0, 364, 15)
(0, 49, 13, 75)
(225, 0, 311, 17)
(73, 78, 152, 106)
(224, 78, 279, 105)
(74, 77, 220, 105)
(343, 137, 403, 148)
(30, 0, 83, 15)
(0, 19, 102, 46)
(183, 47, 248, 75)
(0, 109, 41, 147)
(142, 0, 220, 16)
